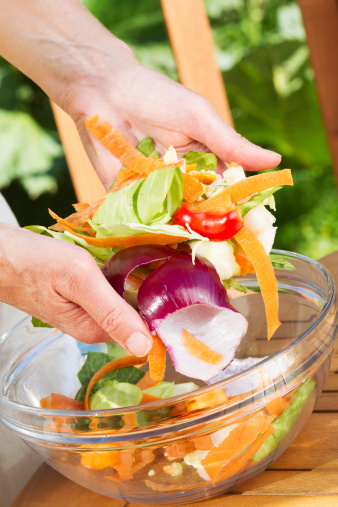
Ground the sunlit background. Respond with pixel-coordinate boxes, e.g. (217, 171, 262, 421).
(0, 0, 337, 259)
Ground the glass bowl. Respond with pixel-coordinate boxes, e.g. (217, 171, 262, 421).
(1, 250, 337, 505)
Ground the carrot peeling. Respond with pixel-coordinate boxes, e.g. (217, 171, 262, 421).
(182, 328, 223, 365)
(40, 393, 84, 411)
(235, 225, 281, 339)
(136, 371, 159, 390)
(84, 355, 147, 410)
(182, 173, 204, 203)
(148, 334, 166, 381)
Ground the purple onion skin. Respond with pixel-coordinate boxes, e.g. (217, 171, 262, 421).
(102, 245, 179, 296)
(138, 254, 230, 331)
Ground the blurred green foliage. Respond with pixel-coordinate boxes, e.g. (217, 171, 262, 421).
(1, 0, 337, 259)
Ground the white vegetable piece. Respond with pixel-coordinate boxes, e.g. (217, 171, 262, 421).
(163, 145, 178, 164)
(156, 304, 248, 381)
(188, 240, 240, 281)
(243, 204, 277, 254)
(223, 165, 246, 185)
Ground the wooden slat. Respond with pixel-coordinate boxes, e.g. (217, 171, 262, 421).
(129, 495, 338, 506)
(11, 463, 125, 507)
(271, 413, 338, 470)
(298, 0, 338, 184)
(324, 373, 338, 391)
(315, 392, 338, 412)
(51, 102, 105, 203)
(160, 0, 233, 126)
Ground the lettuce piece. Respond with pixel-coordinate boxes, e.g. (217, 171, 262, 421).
(173, 382, 199, 396)
(107, 342, 127, 359)
(183, 151, 217, 172)
(241, 187, 281, 217)
(137, 137, 159, 158)
(31, 317, 53, 328)
(269, 253, 296, 271)
(89, 221, 206, 241)
(77, 351, 112, 387)
(137, 166, 184, 224)
(92, 178, 145, 225)
(143, 381, 175, 399)
(223, 277, 248, 293)
(90, 381, 143, 410)
(252, 378, 316, 462)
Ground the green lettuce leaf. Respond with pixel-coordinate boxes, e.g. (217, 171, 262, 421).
(241, 187, 281, 216)
(137, 166, 184, 224)
(90, 381, 143, 410)
(223, 277, 248, 293)
(92, 166, 184, 227)
(173, 382, 199, 396)
(92, 178, 145, 225)
(89, 221, 206, 241)
(137, 137, 159, 158)
(183, 151, 217, 172)
(107, 342, 127, 359)
(269, 253, 296, 271)
(31, 317, 53, 328)
(77, 351, 112, 387)
(143, 381, 175, 399)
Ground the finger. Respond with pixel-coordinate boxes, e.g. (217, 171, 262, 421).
(189, 99, 281, 171)
(65, 259, 153, 356)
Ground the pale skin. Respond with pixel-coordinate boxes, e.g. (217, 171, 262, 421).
(0, 0, 281, 355)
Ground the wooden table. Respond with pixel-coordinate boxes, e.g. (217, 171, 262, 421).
(12, 252, 338, 507)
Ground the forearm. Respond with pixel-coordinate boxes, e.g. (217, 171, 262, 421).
(0, 0, 134, 110)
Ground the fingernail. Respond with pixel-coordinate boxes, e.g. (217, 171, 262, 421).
(126, 332, 152, 357)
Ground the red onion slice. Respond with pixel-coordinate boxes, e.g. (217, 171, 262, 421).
(102, 245, 178, 296)
(137, 254, 248, 381)
(156, 305, 248, 381)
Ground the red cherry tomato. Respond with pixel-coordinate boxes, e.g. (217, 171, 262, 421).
(173, 205, 243, 241)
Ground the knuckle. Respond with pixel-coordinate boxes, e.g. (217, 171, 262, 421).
(100, 305, 125, 336)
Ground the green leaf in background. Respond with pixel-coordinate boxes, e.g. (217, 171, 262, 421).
(77, 351, 112, 387)
(241, 187, 281, 216)
(0, 109, 62, 198)
(137, 166, 184, 224)
(107, 342, 127, 359)
(90, 381, 143, 410)
(269, 253, 296, 271)
(137, 137, 159, 158)
(223, 277, 248, 293)
(31, 317, 53, 328)
(183, 151, 217, 172)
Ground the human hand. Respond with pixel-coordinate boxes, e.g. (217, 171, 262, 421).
(0, 223, 152, 355)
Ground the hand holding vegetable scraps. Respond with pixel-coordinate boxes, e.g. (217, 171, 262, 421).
(0, 0, 280, 351)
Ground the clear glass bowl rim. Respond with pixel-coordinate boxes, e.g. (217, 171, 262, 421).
(0, 249, 335, 422)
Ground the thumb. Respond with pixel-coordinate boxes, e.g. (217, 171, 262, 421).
(72, 263, 153, 357)
(190, 99, 281, 171)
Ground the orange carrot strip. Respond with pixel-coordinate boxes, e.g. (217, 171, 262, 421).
(197, 169, 293, 211)
(235, 225, 281, 339)
(215, 426, 274, 483)
(190, 172, 217, 185)
(86, 115, 143, 168)
(49, 393, 84, 411)
(193, 435, 214, 451)
(141, 393, 162, 404)
(123, 412, 138, 428)
(148, 334, 166, 382)
(113, 172, 146, 190)
(81, 450, 120, 470)
(127, 156, 167, 175)
(84, 356, 147, 410)
(136, 371, 159, 390)
(49, 199, 106, 232)
(40, 396, 52, 409)
(182, 173, 204, 203)
(201, 413, 270, 481)
(49, 210, 189, 248)
(185, 163, 198, 173)
(182, 328, 223, 366)
(235, 253, 255, 275)
(166, 441, 196, 460)
(72, 202, 90, 212)
(194, 194, 233, 214)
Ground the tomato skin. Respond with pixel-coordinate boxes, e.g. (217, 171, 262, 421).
(173, 205, 243, 241)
